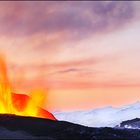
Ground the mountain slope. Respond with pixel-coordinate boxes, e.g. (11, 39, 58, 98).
(54, 101, 140, 127)
(0, 114, 140, 139)
(117, 118, 140, 129)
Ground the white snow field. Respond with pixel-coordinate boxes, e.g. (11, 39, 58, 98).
(54, 101, 140, 127)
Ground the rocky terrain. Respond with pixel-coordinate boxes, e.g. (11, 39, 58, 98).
(0, 114, 140, 139)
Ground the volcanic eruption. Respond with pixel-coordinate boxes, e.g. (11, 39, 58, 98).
(0, 55, 56, 120)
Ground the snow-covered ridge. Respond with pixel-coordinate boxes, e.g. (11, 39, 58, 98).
(53, 101, 140, 127)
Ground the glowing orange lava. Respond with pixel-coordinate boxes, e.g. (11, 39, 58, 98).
(0, 56, 56, 120)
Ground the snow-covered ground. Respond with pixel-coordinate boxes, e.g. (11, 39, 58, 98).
(53, 101, 140, 127)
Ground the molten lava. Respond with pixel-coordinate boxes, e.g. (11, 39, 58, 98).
(0, 56, 56, 120)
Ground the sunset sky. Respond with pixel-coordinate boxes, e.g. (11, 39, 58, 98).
(0, 1, 140, 112)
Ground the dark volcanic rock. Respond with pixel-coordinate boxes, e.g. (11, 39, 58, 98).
(119, 118, 140, 129)
(0, 114, 140, 139)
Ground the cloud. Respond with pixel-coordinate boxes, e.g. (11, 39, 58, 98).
(0, 1, 137, 39)
(9, 53, 114, 74)
(49, 79, 140, 90)
(53, 68, 79, 74)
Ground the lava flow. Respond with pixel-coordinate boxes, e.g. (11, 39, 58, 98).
(0, 56, 56, 120)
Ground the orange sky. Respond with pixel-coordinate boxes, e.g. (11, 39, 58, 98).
(0, 1, 140, 111)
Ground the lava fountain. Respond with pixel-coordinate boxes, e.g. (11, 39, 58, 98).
(0, 56, 56, 120)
